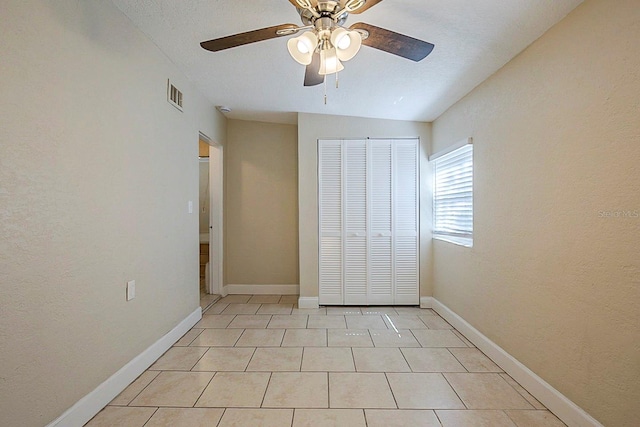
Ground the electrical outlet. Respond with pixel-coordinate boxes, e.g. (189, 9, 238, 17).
(127, 280, 136, 301)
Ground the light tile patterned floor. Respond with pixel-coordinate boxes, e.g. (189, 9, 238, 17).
(86, 295, 566, 426)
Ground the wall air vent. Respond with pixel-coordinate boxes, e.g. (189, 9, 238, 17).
(167, 80, 183, 111)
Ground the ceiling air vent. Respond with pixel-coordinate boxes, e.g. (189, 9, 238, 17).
(167, 80, 183, 111)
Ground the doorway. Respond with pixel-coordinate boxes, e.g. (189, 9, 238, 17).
(199, 133, 224, 307)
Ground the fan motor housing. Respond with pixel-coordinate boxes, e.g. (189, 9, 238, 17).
(299, 1, 348, 27)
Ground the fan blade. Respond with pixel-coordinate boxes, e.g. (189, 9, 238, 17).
(304, 53, 324, 86)
(201, 24, 298, 52)
(350, 22, 434, 62)
(349, 0, 384, 14)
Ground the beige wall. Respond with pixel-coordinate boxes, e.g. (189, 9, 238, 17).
(0, 1, 225, 426)
(225, 120, 299, 285)
(199, 139, 210, 157)
(431, 0, 640, 425)
(298, 113, 432, 300)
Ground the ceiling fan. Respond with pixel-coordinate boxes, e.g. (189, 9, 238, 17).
(200, 0, 435, 87)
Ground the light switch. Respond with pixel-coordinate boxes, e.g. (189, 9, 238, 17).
(127, 280, 136, 301)
(188, 200, 193, 214)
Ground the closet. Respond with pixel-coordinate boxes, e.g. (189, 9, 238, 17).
(318, 138, 419, 305)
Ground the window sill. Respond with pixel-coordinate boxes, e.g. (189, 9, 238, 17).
(433, 234, 473, 248)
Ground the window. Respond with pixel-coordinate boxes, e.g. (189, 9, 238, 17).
(431, 140, 473, 247)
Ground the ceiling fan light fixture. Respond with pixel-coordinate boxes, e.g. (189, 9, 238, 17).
(318, 47, 344, 75)
(330, 27, 362, 61)
(199, 0, 436, 89)
(287, 31, 318, 65)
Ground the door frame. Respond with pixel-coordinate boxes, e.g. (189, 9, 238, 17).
(200, 132, 224, 296)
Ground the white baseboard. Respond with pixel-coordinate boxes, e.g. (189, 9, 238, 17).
(420, 296, 434, 309)
(223, 284, 300, 295)
(46, 308, 202, 427)
(298, 297, 320, 309)
(431, 298, 604, 427)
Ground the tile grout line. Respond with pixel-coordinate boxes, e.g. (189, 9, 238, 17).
(383, 372, 400, 409)
(349, 347, 357, 373)
(245, 347, 259, 372)
(441, 372, 469, 409)
(499, 373, 545, 408)
(232, 329, 245, 347)
(122, 371, 161, 407)
(447, 347, 470, 373)
(138, 407, 159, 427)
(183, 328, 205, 346)
(326, 371, 331, 409)
(409, 328, 426, 348)
(494, 373, 536, 410)
(259, 372, 273, 408)
(192, 371, 217, 409)
(215, 408, 226, 427)
(398, 347, 414, 373)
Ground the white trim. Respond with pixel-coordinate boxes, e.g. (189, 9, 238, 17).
(207, 140, 224, 296)
(46, 308, 202, 427)
(420, 296, 434, 309)
(223, 284, 300, 295)
(431, 298, 604, 427)
(429, 137, 473, 161)
(433, 234, 473, 247)
(298, 297, 320, 309)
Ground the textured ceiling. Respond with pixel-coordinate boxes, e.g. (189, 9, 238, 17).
(111, 0, 583, 124)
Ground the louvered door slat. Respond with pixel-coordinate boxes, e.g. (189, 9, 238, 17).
(345, 141, 367, 233)
(394, 142, 418, 236)
(370, 141, 392, 234)
(319, 141, 343, 304)
(344, 141, 367, 304)
(393, 140, 419, 304)
(369, 236, 392, 304)
(320, 237, 343, 304)
(394, 236, 418, 303)
(368, 140, 393, 304)
(344, 237, 367, 304)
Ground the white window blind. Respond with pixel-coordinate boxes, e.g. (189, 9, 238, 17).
(433, 143, 473, 244)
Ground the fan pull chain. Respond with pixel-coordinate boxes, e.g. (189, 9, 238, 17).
(324, 77, 328, 105)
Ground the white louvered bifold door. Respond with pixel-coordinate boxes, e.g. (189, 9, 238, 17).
(393, 140, 419, 304)
(318, 140, 343, 305)
(319, 138, 419, 306)
(368, 140, 393, 304)
(343, 140, 368, 304)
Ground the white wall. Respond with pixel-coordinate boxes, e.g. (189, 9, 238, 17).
(0, 1, 225, 426)
(297, 113, 432, 300)
(431, 0, 640, 425)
